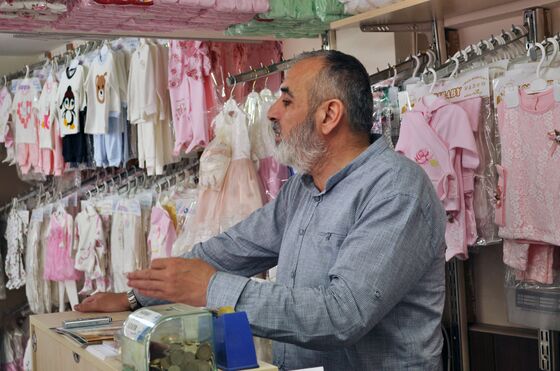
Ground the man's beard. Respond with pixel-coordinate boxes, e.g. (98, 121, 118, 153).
(272, 112, 327, 174)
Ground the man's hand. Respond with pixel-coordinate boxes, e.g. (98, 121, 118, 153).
(127, 258, 217, 307)
(74, 292, 129, 312)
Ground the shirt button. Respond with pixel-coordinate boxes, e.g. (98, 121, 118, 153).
(313, 196, 321, 202)
(291, 271, 296, 278)
(298, 229, 305, 236)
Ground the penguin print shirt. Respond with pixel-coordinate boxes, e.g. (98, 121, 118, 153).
(11, 77, 41, 145)
(56, 65, 86, 137)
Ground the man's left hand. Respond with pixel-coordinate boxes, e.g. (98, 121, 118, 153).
(127, 258, 217, 307)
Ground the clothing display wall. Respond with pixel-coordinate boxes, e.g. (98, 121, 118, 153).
(0, 38, 283, 179)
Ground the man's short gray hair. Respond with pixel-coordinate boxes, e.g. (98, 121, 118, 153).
(296, 50, 373, 137)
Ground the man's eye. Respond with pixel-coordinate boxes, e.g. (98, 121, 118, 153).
(282, 100, 291, 107)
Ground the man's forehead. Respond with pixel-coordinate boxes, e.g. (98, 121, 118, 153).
(282, 58, 321, 94)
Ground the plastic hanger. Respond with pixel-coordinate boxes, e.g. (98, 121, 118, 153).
(24, 65, 29, 79)
(449, 56, 460, 79)
(390, 64, 397, 87)
(526, 42, 548, 94)
(546, 37, 559, 67)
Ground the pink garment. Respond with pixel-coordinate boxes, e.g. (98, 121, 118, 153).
(148, 206, 177, 260)
(396, 96, 479, 260)
(44, 208, 82, 282)
(168, 40, 212, 155)
(504, 240, 555, 284)
(207, 41, 282, 103)
(496, 88, 560, 245)
(258, 156, 289, 202)
(456, 97, 483, 245)
(16, 142, 40, 175)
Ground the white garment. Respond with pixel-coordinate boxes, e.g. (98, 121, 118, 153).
(0, 86, 12, 143)
(84, 50, 120, 134)
(5, 208, 29, 290)
(74, 205, 108, 295)
(56, 65, 86, 137)
(127, 42, 158, 125)
(129, 42, 174, 175)
(25, 216, 43, 313)
(11, 77, 41, 144)
(339, 0, 396, 14)
(37, 75, 58, 149)
(110, 199, 148, 293)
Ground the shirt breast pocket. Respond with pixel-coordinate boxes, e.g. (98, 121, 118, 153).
(309, 230, 347, 277)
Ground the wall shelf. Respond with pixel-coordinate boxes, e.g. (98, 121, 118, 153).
(330, 0, 560, 31)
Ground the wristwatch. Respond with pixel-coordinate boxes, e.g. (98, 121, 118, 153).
(126, 290, 140, 311)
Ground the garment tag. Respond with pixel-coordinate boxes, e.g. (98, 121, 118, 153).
(504, 85, 520, 108)
(135, 192, 154, 209)
(43, 204, 53, 216)
(95, 198, 116, 216)
(123, 308, 161, 342)
(553, 80, 560, 102)
(114, 199, 141, 216)
(31, 208, 43, 222)
(17, 210, 29, 224)
(398, 91, 412, 115)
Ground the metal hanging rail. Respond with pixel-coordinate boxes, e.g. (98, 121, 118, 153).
(226, 58, 297, 87)
(3, 40, 102, 82)
(368, 25, 528, 87)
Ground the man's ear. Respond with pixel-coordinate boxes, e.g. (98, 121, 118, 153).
(316, 99, 344, 135)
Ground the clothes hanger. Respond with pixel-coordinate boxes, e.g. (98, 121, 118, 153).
(449, 56, 460, 79)
(24, 65, 29, 79)
(526, 42, 548, 94)
(546, 37, 559, 67)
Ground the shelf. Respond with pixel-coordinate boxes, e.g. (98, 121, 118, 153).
(330, 0, 433, 30)
(469, 323, 537, 340)
(331, 0, 560, 31)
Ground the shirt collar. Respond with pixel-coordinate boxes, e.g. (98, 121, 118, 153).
(300, 138, 389, 194)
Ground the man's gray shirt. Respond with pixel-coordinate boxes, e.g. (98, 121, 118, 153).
(137, 138, 447, 370)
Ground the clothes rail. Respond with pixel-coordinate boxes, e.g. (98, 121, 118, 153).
(368, 25, 528, 87)
(0, 165, 136, 214)
(3, 40, 102, 82)
(226, 58, 297, 87)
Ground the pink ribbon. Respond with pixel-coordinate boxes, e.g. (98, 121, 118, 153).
(548, 130, 560, 157)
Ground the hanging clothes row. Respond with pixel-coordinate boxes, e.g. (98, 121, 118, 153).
(0, 37, 283, 180)
(361, 26, 560, 294)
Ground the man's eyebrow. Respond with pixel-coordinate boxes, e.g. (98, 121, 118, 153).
(280, 86, 294, 98)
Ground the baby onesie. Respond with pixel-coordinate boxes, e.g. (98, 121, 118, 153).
(43, 207, 82, 282)
(74, 204, 108, 295)
(37, 75, 59, 175)
(56, 65, 86, 137)
(110, 199, 148, 292)
(11, 78, 41, 174)
(147, 205, 177, 260)
(396, 96, 479, 260)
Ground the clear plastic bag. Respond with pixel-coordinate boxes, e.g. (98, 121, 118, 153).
(198, 139, 231, 191)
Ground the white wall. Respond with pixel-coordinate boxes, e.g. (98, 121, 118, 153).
(282, 25, 397, 74)
(0, 55, 42, 76)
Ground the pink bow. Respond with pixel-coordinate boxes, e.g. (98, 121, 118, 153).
(548, 130, 560, 157)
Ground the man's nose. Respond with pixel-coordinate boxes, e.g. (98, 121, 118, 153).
(267, 99, 281, 122)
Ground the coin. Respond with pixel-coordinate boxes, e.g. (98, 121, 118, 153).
(160, 356, 171, 369)
(195, 343, 212, 361)
(195, 360, 212, 371)
(170, 349, 184, 365)
(182, 360, 198, 371)
(183, 351, 196, 362)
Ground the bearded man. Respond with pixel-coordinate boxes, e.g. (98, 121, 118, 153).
(76, 50, 446, 371)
